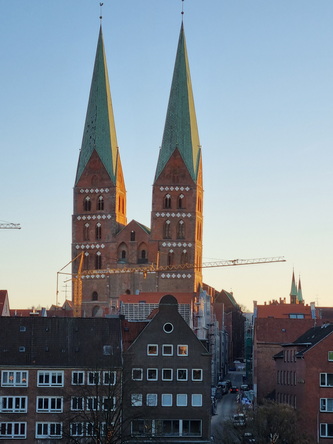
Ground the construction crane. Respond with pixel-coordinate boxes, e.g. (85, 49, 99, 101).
(57, 254, 286, 317)
(0, 221, 21, 229)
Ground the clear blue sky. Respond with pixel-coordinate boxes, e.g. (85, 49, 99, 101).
(1, 1, 332, 310)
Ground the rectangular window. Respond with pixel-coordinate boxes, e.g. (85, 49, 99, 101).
(87, 371, 100, 385)
(132, 420, 152, 436)
(87, 397, 99, 411)
(176, 394, 188, 406)
(182, 420, 201, 436)
(147, 344, 158, 356)
(71, 397, 84, 411)
(72, 371, 84, 385)
(177, 345, 188, 356)
(70, 422, 84, 437)
(320, 398, 333, 412)
(329, 352, 333, 362)
(147, 368, 158, 381)
(0, 422, 26, 439)
(102, 396, 116, 411)
(161, 394, 172, 407)
(37, 371, 63, 387)
(320, 423, 333, 438)
(162, 368, 173, 381)
(320, 373, 333, 387)
(36, 397, 63, 413)
(0, 397, 27, 413)
(1, 371, 28, 387)
(103, 371, 116, 385)
(162, 344, 173, 356)
(192, 369, 203, 381)
(177, 369, 188, 381)
(132, 368, 143, 381)
(191, 394, 202, 407)
(131, 394, 143, 407)
(146, 394, 157, 406)
(36, 422, 62, 439)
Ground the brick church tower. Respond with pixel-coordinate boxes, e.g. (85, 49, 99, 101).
(72, 23, 203, 316)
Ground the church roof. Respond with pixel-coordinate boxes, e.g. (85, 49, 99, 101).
(75, 26, 119, 185)
(154, 23, 201, 182)
(290, 270, 298, 298)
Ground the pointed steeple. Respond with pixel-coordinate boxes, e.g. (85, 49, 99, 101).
(154, 23, 201, 182)
(297, 276, 304, 303)
(290, 270, 298, 304)
(75, 26, 120, 185)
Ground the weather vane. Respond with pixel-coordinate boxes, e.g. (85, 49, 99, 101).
(99, 2, 104, 23)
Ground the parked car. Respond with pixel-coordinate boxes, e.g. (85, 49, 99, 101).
(217, 381, 228, 395)
(232, 413, 246, 427)
(243, 432, 256, 443)
(230, 385, 239, 394)
(240, 384, 249, 391)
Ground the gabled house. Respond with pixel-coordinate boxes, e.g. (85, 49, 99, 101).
(122, 294, 212, 443)
(274, 323, 333, 443)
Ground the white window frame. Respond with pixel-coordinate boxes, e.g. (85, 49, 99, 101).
(72, 371, 85, 385)
(191, 394, 202, 407)
(86, 397, 99, 411)
(162, 368, 173, 381)
(103, 371, 116, 385)
(71, 397, 85, 411)
(192, 369, 203, 381)
(132, 368, 143, 381)
(1, 370, 28, 387)
(162, 344, 173, 356)
(0, 422, 26, 439)
(177, 368, 188, 381)
(35, 422, 62, 439)
(146, 393, 157, 406)
(147, 344, 158, 356)
(87, 371, 100, 385)
(36, 396, 63, 413)
(131, 394, 143, 407)
(320, 398, 333, 412)
(102, 396, 116, 411)
(176, 393, 188, 406)
(177, 344, 188, 356)
(37, 371, 64, 387)
(320, 373, 333, 387)
(329, 352, 333, 362)
(70, 422, 85, 437)
(147, 368, 158, 381)
(161, 394, 173, 407)
(320, 423, 333, 438)
(0, 396, 27, 413)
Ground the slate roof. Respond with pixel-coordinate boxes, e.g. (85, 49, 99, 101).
(0, 317, 122, 368)
(155, 23, 201, 182)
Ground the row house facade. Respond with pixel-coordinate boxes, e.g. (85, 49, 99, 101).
(0, 295, 211, 443)
(274, 324, 333, 443)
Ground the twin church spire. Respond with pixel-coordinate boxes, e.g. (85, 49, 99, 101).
(72, 20, 203, 314)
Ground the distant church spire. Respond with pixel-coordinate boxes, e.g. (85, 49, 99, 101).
(290, 270, 298, 304)
(154, 23, 201, 182)
(75, 26, 121, 186)
(297, 276, 304, 304)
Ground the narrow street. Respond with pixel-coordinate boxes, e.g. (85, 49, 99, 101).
(211, 371, 246, 441)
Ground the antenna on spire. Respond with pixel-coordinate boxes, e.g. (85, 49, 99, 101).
(99, 2, 104, 23)
(181, 0, 185, 18)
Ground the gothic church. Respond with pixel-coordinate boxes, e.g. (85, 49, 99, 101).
(72, 22, 204, 317)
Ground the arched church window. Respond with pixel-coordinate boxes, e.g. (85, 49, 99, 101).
(177, 220, 185, 239)
(163, 220, 171, 239)
(95, 252, 102, 270)
(181, 250, 188, 264)
(141, 250, 147, 259)
(121, 250, 126, 259)
(95, 223, 102, 240)
(130, 231, 136, 241)
(163, 194, 172, 209)
(83, 223, 90, 241)
(97, 196, 104, 211)
(83, 196, 91, 211)
(178, 194, 185, 209)
(92, 291, 98, 301)
(167, 250, 174, 266)
(84, 252, 89, 270)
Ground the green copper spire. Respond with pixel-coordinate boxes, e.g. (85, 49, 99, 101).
(155, 23, 201, 182)
(297, 276, 304, 303)
(75, 26, 119, 185)
(290, 270, 297, 300)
